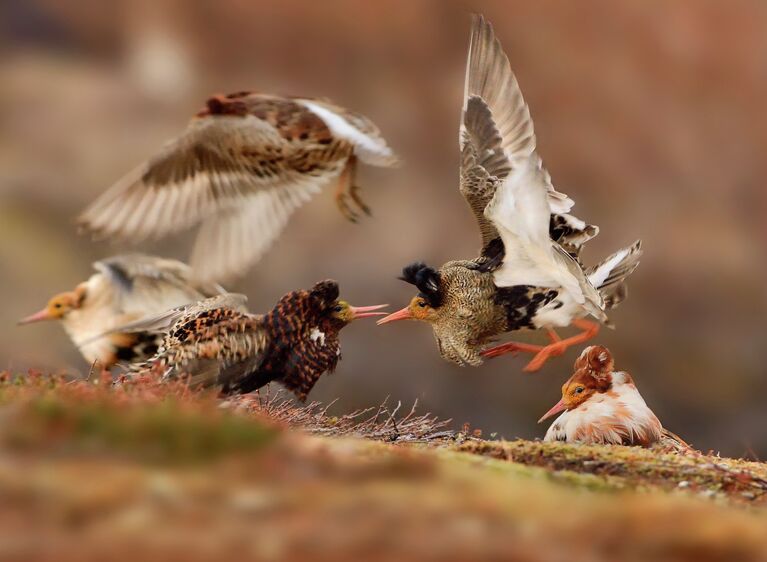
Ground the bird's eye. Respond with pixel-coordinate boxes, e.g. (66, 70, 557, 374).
(575, 387, 584, 394)
(333, 305, 342, 313)
(54, 303, 62, 309)
(418, 300, 427, 308)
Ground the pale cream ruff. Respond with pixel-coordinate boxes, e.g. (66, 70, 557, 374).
(544, 372, 663, 445)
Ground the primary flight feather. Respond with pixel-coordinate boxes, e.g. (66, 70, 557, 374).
(78, 93, 398, 283)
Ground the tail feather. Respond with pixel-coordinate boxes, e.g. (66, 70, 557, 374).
(662, 428, 693, 449)
(550, 213, 599, 259)
(587, 240, 642, 309)
(653, 428, 695, 454)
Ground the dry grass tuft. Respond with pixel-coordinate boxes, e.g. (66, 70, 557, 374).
(223, 388, 457, 443)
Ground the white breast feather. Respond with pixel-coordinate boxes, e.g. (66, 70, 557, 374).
(310, 327, 326, 346)
(544, 379, 662, 445)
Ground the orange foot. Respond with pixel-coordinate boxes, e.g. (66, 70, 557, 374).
(481, 319, 600, 372)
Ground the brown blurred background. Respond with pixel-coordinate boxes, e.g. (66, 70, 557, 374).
(1, 0, 766, 457)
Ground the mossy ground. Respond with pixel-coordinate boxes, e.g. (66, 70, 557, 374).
(1, 372, 766, 561)
(450, 439, 767, 504)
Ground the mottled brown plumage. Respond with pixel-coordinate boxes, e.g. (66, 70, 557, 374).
(381, 260, 565, 366)
(399, 260, 505, 366)
(78, 92, 398, 283)
(378, 16, 641, 371)
(128, 281, 386, 400)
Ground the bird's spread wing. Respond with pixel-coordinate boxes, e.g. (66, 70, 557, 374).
(459, 14, 574, 257)
(79, 97, 364, 282)
(485, 159, 589, 301)
(459, 96, 509, 252)
(93, 254, 226, 315)
(188, 181, 324, 283)
(79, 115, 297, 241)
(460, 15, 603, 313)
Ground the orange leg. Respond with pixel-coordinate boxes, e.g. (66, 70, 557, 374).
(481, 341, 546, 358)
(481, 319, 600, 372)
(546, 328, 561, 343)
(481, 328, 561, 358)
(523, 319, 600, 372)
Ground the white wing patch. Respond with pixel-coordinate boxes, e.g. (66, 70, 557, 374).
(487, 157, 585, 302)
(298, 100, 394, 165)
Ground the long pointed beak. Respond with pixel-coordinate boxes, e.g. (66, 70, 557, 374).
(376, 306, 413, 325)
(18, 308, 53, 325)
(350, 304, 389, 319)
(538, 398, 567, 423)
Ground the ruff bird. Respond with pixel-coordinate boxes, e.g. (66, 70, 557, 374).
(78, 92, 398, 282)
(540, 346, 670, 447)
(378, 15, 641, 371)
(18, 254, 224, 367)
(127, 281, 386, 400)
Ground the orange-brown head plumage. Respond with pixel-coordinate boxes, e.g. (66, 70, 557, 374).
(18, 286, 86, 324)
(558, 345, 615, 410)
